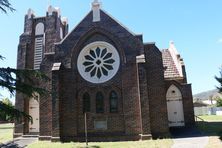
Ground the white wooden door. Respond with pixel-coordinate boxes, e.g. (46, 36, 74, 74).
(166, 85, 185, 127)
(29, 96, 39, 133)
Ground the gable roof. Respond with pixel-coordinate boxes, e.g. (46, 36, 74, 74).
(58, 9, 138, 46)
(54, 9, 143, 68)
(162, 49, 182, 79)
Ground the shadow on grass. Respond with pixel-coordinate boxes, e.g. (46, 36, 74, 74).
(0, 127, 13, 130)
(218, 131, 222, 140)
(197, 121, 222, 141)
(0, 139, 21, 148)
(170, 127, 205, 139)
(76, 146, 100, 148)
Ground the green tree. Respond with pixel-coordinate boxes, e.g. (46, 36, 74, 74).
(0, 0, 48, 122)
(0, 0, 15, 13)
(216, 98, 222, 107)
(1, 98, 13, 106)
(215, 68, 222, 93)
(0, 98, 13, 121)
(0, 64, 48, 123)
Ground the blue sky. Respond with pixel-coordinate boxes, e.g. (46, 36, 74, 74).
(0, 0, 222, 99)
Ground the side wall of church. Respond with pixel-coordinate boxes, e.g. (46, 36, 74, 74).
(144, 44, 169, 138)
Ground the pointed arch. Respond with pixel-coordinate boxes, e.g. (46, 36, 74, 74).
(82, 92, 90, 113)
(109, 91, 118, 113)
(166, 84, 182, 100)
(71, 27, 126, 68)
(166, 84, 185, 127)
(35, 23, 44, 35)
(96, 92, 104, 113)
(34, 22, 44, 69)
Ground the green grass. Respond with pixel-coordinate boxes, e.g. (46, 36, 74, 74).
(0, 123, 13, 144)
(28, 139, 173, 148)
(197, 115, 222, 136)
(197, 121, 222, 136)
(197, 115, 222, 147)
(198, 115, 222, 121)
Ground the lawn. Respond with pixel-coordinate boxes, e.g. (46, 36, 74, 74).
(28, 139, 173, 148)
(198, 115, 222, 121)
(0, 123, 14, 144)
(197, 115, 222, 147)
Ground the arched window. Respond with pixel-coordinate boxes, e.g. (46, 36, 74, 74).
(83, 93, 90, 113)
(34, 22, 44, 70)
(110, 91, 118, 113)
(96, 92, 104, 113)
(35, 23, 44, 35)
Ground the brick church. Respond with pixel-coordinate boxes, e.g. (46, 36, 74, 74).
(14, 0, 195, 142)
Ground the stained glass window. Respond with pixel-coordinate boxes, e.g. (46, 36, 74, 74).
(110, 91, 118, 113)
(83, 93, 90, 113)
(96, 92, 104, 113)
(82, 47, 115, 79)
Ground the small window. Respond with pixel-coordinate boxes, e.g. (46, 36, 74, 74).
(83, 93, 90, 113)
(96, 92, 104, 113)
(94, 120, 107, 130)
(110, 91, 118, 113)
(35, 23, 44, 35)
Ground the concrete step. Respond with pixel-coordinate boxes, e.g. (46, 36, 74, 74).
(140, 134, 152, 140)
(22, 135, 39, 138)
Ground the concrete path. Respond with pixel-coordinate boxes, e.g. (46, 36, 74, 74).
(0, 137, 37, 148)
(171, 127, 209, 148)
(172, 136, 209, 148)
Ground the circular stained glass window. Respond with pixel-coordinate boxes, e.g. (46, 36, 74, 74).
(77, 41, 120, 84)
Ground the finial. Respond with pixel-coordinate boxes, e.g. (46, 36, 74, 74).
(27, 8, 35, 19)
(92, 0, 101, 22)
(61, 17, 68, 25)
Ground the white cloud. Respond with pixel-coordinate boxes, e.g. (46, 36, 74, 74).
(217, 38, 222, 43)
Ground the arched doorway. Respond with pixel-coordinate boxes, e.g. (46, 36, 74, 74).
(29, 94, 40, 133)
(166, 85, 185, 127)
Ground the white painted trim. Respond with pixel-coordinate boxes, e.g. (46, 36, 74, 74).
(52, 62, 62, 71)
(168, 41, 183, 77)
(44, 52, 55, 55)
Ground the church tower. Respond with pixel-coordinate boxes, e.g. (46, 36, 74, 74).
(15, 6, 68, 138)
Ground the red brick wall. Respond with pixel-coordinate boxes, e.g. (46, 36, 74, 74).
(138, 63, 151, 135)
(144, 44, 169, 138)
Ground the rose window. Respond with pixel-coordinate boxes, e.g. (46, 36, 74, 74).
(77, 41, 120, 84)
